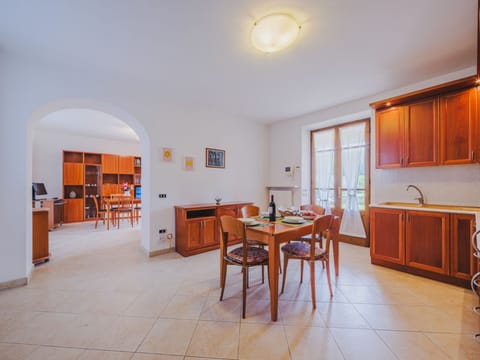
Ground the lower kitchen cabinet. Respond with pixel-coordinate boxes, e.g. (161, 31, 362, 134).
(370, 208, 404, 264)
(405, 210, 449, 274)
(450, 213, 476, 280)
(370, 207, 477, 288)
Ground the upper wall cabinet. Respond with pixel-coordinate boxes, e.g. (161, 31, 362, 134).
(375, 97, 438, 168)
(372, 76, 478, 169)
(439, 87, 477, 165)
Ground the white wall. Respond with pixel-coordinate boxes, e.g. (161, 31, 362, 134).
(0, 53, 268, 285)
(32, 129, 141, 200)
(268, 66, 480, 208)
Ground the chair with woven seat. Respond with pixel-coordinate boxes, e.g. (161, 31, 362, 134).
(112, 196, 134, 229)
(280, 214, 339, 309)
(92, 195, 107, 229)
(297, 204, 326, 245)
(219, 215, 269, 318)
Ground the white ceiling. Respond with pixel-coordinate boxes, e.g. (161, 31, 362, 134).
(1, 0, 477, 132)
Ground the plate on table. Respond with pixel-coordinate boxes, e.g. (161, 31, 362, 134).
(282, 216, 306, 224)
(238, 218, 256, 225)
(302, 215, 316, 220)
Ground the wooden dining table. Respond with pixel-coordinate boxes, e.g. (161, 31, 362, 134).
(102, 196, 141, 230)
(245, 218, 339, 321)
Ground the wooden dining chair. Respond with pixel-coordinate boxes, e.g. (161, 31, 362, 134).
(297, 204, 326, 245)
(113, 196, 134, 228)
(92, 195, 107, 229)
(280, 214, 335, 309)
(219, 215, 269, 318)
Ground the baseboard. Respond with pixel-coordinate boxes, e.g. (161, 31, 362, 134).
(0, 277, 28, 291)
(149, 247, 175, 257)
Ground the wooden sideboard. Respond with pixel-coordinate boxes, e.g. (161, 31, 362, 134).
(32, 208, 49, 264)
(175, 201, 253, 256)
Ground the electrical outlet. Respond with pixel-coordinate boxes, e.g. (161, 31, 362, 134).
(159, 229, 166, 234)
(158, 194, 167, 198)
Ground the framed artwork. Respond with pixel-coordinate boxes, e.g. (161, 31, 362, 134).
(183, 156, 194, 170)
(162, 147, 174, 162)
(206, 148, 225, 168)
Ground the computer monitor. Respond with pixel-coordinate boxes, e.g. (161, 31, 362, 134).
(32, 182, 48, 200)
(134, 186, 141, 199)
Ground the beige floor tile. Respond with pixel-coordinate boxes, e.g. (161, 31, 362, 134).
(355, 303, 480, 333)
(315, 302, 370, 328)
(186, 320, 239, 358)
(123, 291, 173, 318)
(330, 328, 396, 360)
(2, 222, 477, 360)
(138, 318, 197, 355)
(24, 346, 85, 360)
(425, 332, 480, 360)
(0, 343, 38, 360)
(377, 330, 451, 360)
(238, 323, 290, 360)
(278, 300, 326, 326)
(132, 355, 183, 360)
(160, 294, 207, 319)
(284, 325, 343, 360)
(78, 349, 134, 360)
(200, 296, 242, 322)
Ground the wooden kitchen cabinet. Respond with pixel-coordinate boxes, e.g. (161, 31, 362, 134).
(450, 213, 476, 280)
(371, 205, 477, 288)
(404, 98, 438, 167)
(375, 98, 438, 169)
(175, 202, 253, 256)
(63, 163, 84, 185)
(370, 207, 405, 264)
(439, 87, 477, 165)
(375, 107, 404, 168)
(405, 210, 449, 275)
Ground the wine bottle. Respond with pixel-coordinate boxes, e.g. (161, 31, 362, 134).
(268, 195, 276, 222)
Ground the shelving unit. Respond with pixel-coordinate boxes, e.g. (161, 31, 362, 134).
(63, 150, 141, 222)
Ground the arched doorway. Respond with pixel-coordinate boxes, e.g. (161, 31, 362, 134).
(27, 99, 151, 258)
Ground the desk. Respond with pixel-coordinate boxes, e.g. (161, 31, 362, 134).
(103, 197, 141, 230)
(245, 221, 312, 321)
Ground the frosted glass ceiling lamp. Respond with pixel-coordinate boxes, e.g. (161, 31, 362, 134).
(251, 13, 300, 53)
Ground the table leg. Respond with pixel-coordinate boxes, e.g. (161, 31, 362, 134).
(106, 205, 110, 230)
(268, 236, 279, 321)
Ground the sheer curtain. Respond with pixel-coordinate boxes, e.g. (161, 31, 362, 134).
(313, 130, 334, 214)
(339, 124, 366, 238)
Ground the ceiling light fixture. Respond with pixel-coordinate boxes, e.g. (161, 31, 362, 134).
(251, 13, 301, 53)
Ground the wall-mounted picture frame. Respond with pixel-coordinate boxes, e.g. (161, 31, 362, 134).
(162, 147, 174, 162)
(206, 147, 225, 168)
(183, 156, 194, 170)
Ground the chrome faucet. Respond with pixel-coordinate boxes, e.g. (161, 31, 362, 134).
(406, 184, 425, 205)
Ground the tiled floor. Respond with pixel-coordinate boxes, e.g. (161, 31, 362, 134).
(0, 222, 479, 359)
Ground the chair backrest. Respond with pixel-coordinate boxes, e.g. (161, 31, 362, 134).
(241, 205, 260, 218)
(310, 215, 333, 259)
(92, 195, 101, 212)
(300, 204, 326, 215)
(220, 215, 248, 265)
(117, 196, 133, 211)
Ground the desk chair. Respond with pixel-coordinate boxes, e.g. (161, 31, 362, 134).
(112, 196, 134, 228)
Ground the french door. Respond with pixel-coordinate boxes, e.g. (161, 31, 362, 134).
(310, 119, 370, 244)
